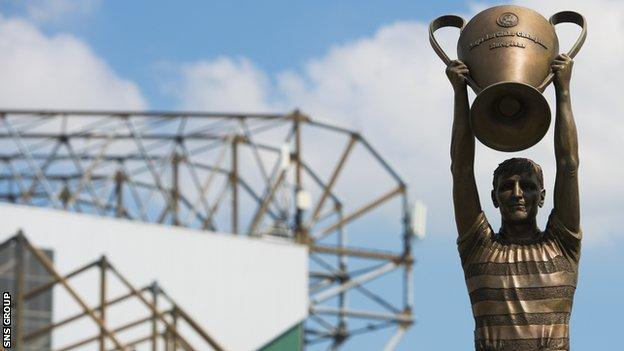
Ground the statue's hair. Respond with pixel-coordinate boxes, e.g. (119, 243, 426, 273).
(492, 158, 544, 190)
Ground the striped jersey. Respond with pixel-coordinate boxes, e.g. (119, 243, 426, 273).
(457, 210, 581, 351)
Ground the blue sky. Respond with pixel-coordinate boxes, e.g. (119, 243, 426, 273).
(0, 0, 623, 350)
(2, 0, 473, 110)
(3, 0, 473, 110)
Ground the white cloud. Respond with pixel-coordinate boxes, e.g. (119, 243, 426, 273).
(168, 0, 624, 244)
(24, 0, 100, 24)
(173, 57, 272, 112)
(0, 15, 145, 110)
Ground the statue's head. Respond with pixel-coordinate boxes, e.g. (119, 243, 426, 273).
(491, 158, 545, 223)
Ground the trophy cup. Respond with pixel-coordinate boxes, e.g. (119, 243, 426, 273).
(429, 5, 586, 151)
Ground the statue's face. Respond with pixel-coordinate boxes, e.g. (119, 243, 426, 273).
(492, 172, 545, 223)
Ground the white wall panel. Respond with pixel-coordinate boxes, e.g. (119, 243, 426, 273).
(0, 203, 308, 351)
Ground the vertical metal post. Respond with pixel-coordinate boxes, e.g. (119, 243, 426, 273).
(7, 161, 15, 203)
(164, 311, 170, 351)
(61, 182, 70, 210)
(115, 169, 124, 218)
(230, 137, 239, 234)
(294, 112, 303, 242)
(404, 260, 414, 315)
(14, 234, 25, 349)
(402, 193, 414, 313)
(172, 307, 178, 351)
(334, 207, 347, 350)
(99, 256, 107, 351)
(152, 283, 159, 351)
(171, 153, 180, 226)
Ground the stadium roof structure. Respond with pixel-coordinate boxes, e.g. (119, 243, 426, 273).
(0, 109, 416, 350)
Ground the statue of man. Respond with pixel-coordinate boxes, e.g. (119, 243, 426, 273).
(447, 54, 581, 351)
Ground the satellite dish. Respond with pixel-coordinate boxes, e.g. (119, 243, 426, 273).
(411, 200, 427, 240)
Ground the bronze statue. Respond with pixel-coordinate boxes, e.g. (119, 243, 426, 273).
(446, 47, 581, 351)
(429, 5, 585, 349)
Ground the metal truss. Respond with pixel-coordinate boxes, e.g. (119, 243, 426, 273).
(2, 231, 224, 351)
(0, 109, 415, 350)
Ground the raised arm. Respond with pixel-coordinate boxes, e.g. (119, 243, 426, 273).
(448, 60, 482, 235)
(552, 54, 580, 232)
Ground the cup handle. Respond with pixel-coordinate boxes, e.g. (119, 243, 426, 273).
(537, 11, 588, 91)
(429, 15, 482, 92)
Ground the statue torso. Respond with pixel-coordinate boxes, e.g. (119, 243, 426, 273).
(457, 211, 581, 351)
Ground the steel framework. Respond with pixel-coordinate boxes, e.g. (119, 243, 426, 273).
(2, 231, 225, 351)
(0, 109, 415, 350)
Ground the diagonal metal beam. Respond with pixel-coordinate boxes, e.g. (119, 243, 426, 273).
(182, 141, 229, 226)
(247, 167, 288, 235)
(1, 116, 62, 207)
(311, 262, 398, 304)
(125, 117, 176, 214)
(310, 245, 402, 262)
(55, 316, 152, 351)
(240, 119, 270, 183)
(310, 306, 412, 323)
(382, 326, 409, 351)
(23, 259, 99, 301)
(107, 263, 226, 351)
(63, 140, 108, 214)
(17, 233, 127, 350)
(313, 185, 405, 240)
(66, 130, 119, 208)
(309, 135, 357, 225)
(3, 160, 28, 201)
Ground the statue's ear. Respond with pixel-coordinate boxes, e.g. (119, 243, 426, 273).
(491, 189, 499, 208)
(539, 188, 546, 207)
